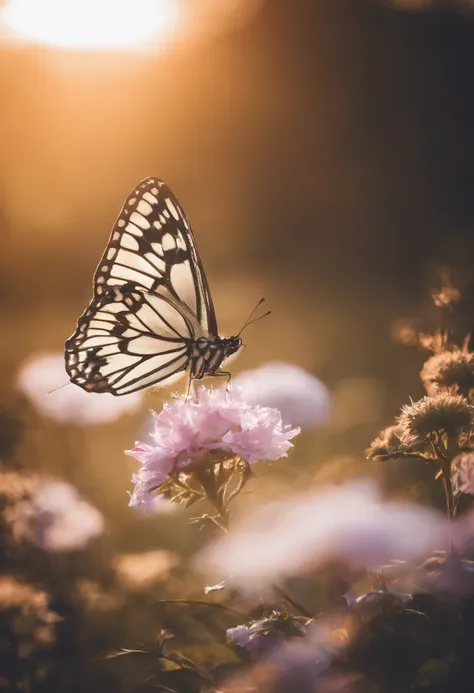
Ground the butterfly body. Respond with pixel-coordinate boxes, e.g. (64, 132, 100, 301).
(189, 335, 242, 380)
(65, 178, 243, 396)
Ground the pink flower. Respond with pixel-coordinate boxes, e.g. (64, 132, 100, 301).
(8, 481, 104, 551)
(127, 386, 300, 506)
(221, 407, 297, 463)
(16, 352, 142, 426)
(198, 480, 447, 591)
(233, 361, 331, 428)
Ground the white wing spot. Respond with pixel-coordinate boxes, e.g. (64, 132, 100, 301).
(162, 233, 175, 251)
(146, 252, 166, 273)
(101, 265, 108, 272)
(153, 220, 162, 231)
(176, 235, 186, 250)
(97, 276, 105, 284)
(113, 232, 120, 241)
(137, 199, 153, 216)
(151, 187, 159, 195)
(143, 192, 157, 205)
(121, 233, 140, 251)
(151, 242, 164, 257)
(129, 197, 136, 205)
(130, 211, 150, 230)
(107, 248, 115, 260)
(166, 198, 180, 221)
(118, 219, 126, 227)
(126, 222, 143, 237)
(163, 210, 171, 219)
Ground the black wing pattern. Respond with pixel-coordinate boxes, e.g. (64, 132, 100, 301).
(65, 178, 218, 395)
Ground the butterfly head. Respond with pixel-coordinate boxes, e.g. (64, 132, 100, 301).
(223, 336, 243, 358)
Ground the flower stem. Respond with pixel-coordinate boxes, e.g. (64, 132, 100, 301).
(195, 467, 229, 530)
(272, 584, 313, 619)
(153, 598, 244, 617)
(441, 463, 454, 554)
(441, 469, 454, 521)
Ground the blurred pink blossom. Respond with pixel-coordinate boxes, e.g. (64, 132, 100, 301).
(127, 386, 300, 506)
(233, 361, 331, 428)
(16, 352, 142, 425)
(9, 481, 104, 551)
(198, 480, 447, 590)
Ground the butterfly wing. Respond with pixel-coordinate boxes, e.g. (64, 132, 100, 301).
(65, 178, 217, 395)
(66, 286, 193, 395)
(94, 177, 217, 335)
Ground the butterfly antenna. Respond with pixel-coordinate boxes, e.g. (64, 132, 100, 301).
(46, 382, 71, 395)
(237, 298, 271, 337)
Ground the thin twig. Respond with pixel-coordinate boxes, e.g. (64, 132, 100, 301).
(272, 584, 313, 619)
(153, 598, 244, 617)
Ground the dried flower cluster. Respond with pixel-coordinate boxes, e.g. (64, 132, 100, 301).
(421, 348, 474, 398)
(398, 392, 474, 442)
(0, 575, 59, 650)
(366, 424, 406, 460)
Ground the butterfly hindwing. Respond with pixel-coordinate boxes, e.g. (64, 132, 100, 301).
(65, 285, 192, 395)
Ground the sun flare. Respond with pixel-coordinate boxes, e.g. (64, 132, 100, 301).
(0, 0, 182, 51)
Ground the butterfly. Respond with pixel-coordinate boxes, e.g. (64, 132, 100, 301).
(65, 178, 264, 396)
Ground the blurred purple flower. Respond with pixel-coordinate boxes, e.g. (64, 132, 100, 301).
(127, 386, 299, 506)
(9, 481, 104, 551)
(226, 611, 305, 655)
(224, 620, 346, 693)
(233, 361, 331, 428)
(16, 352, 142, 425)
(263, 622, 343, 691)
(226, 624, 284, 653)
(198, 480, 447, 591)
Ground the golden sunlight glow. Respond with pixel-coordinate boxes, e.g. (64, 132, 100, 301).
(0, 0, 182, 51)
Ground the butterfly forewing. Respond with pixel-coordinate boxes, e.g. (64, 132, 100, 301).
(94, 177, 217, 335)
(65, 178, 221, 395)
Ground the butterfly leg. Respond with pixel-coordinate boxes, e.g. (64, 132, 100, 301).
(184, 376, 196, 403)
(211, 370, 232, 401)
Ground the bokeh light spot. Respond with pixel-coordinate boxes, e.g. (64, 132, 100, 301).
(0, 0, 182, 51)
